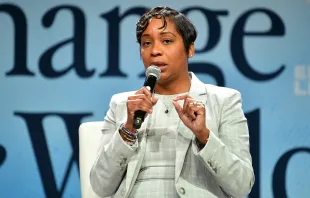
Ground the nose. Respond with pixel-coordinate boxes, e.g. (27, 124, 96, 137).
(151, 41, 163, 57)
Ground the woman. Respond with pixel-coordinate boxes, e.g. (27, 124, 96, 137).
(90, 6, 255, 198)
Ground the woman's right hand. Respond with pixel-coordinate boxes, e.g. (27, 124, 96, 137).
(125, 87, 158, 132)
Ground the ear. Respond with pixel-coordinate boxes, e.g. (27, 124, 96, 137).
(188, 43, 195, 58)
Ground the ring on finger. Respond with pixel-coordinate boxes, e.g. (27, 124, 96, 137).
(191, 101, 205, 107)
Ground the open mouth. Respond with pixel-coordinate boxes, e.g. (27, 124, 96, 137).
(157, 65, 167, 71)
(151, 62, 167, 71)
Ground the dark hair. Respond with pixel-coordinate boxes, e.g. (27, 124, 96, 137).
(136, 6, 197, 54)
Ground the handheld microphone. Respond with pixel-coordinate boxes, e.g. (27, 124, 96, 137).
(133, 65, 161, 129)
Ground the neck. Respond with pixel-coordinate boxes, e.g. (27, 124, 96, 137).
(154, 73, 191, 95)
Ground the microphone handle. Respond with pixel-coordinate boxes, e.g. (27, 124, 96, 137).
(133, 75, 157, 129)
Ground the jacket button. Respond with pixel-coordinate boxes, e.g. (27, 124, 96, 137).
(208, 160, 214, 167)
(179, 187, 185, 195)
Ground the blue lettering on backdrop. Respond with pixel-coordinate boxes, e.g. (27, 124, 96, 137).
(3, 4, 285, 81)
(14, 112, 92, 198)
(0, 146, 5, 166)
(0, 1, 309, 198)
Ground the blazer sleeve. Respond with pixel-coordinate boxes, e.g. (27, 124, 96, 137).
(90, 95, 138, 197)
(192, 90, 255, 198)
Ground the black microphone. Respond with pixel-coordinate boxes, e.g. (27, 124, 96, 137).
(133, 65, 161, 129)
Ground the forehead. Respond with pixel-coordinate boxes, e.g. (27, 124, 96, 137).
(142, 17, 178, 35)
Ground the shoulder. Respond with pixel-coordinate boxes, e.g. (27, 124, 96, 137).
(110, 91, 136, 104)
(190, 72, 241, 101)
(205, 84, 241, 97)
(204, 84, 242, 104)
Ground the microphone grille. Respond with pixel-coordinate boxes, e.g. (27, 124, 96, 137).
(145, 65, 161, 80)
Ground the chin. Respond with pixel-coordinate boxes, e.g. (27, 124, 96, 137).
(159, 74, 174, 83)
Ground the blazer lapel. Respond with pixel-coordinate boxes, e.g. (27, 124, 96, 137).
(175, 72, 208, 181)
(174, 121, 193, 181)
(125, 116, 150, 196)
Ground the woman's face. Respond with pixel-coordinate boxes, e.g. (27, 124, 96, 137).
(140, 18, 193, 85)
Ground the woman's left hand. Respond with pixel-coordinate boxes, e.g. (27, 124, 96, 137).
(172, 94, 210, 144)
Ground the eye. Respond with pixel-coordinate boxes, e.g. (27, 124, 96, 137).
(142, 41, 151, 46)
(163, 39, 172, 44)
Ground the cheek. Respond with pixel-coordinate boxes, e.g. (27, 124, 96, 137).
(141, 56, 148, 65)
(170, 50, 187, 63)
(168, 43, 187, 58)
(140, 51, 148, 62)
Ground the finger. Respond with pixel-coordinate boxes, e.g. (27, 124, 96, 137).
(128, 94, 153, 107)
(137, 87, 154, 105)
(128, 103, 153, 115)
(187, 104, 200, 120)
(137, 104, 153, 114)
(128, 93, 148, 100)
(172, 100, 190, 121)
(172, 93, 190, 102)
(172, 101, 193, 128)
(136, 87, 152, 98)
(190, 103, 205, 117)
(127, 99, 153, 114)
(151, 97, 158, 105)
(127, 99, 142, 114)
(127, 99, 143, 104)
(183, 97, 194, 115)
(172, 93, 193, 114)
(186, 101, 206, 119)
(172, 100, 182, 113)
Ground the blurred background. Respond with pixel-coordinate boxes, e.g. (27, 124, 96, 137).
(0, 0, 309, 197)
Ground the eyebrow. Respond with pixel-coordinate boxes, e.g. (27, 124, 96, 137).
(141, 31, 177, 38)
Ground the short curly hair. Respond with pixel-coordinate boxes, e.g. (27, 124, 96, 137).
(136, 6, 197, 54)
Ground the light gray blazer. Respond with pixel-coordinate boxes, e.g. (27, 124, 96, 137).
(90, 72, 255, 198)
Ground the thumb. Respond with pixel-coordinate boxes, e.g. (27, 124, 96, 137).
(173, 100, 190, 127)
(172, 100, 183, 115)
(152, 97, 159, 105)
